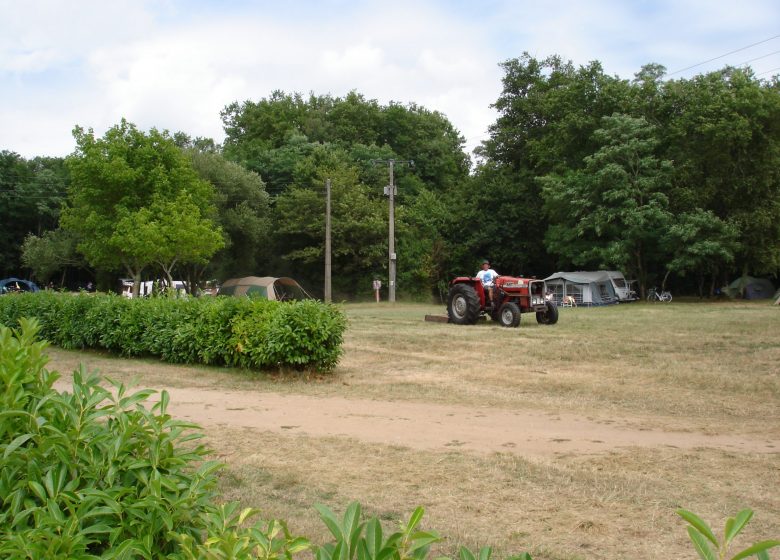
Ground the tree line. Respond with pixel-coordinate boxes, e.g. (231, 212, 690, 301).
(2, 54, 778, 299)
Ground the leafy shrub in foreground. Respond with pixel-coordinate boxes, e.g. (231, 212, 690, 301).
(0, 320, 310, 559)
(304, 502, 778, 560)
(677, 508, 779, 560)
(0, 292, 346, 372)
(0, 319, 215, 557)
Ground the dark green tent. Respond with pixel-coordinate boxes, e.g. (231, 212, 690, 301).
(724, 276, 775, 300)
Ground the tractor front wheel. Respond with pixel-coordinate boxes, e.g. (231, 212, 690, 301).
(536, 301, 559, 325)
(447, 284, 480, 325)
(498, 302, 521, 328)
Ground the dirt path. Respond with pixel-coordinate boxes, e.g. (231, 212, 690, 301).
(60, 379, 778, 457)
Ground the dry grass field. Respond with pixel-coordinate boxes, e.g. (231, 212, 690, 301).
(47, 300, 780, 560)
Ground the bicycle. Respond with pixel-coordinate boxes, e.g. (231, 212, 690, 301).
(647, 287, 672, 302)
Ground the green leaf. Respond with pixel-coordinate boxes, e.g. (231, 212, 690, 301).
(365, 517, 383, 559)
(407, 532, 440, 553)
(406, 506, 425, 532)
(478, 546, 492, 560)
(376, 545, 398, 560)
(724, 509, 754, 545)
(42, 468, 54, 499)
(334, 541, 349, 560)
(344, 501, 363, 557)
(238, 507, 255, 525)
(288, 537, 311, 554)
(47, 498, 65, 523)
(3, 433, 33, 458)
(677, 509, 719, 547)
(27, 481, 47, 501)
(81, 523, 113, 535)
(729, 540, 780, 560)
(459, 546, 476, 560)
(687, 526, 717, 560)
(315, 503, 344, 541)
(107, 539, 141, 559)
(357, 539, 371, 560)
(159, 390, 170, 415)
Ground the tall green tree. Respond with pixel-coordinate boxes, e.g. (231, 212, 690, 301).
(187, 149, 271, 279)
(540, 114, 673, 294)
(61, 120, 221, 295)
(0, 152, 68, 277)
(476, 56, 780, 290)
(480, 54, 631, 176)
(442, 164, 553, 278)
(657, 68, 780, 276)
(272, 144, 386, 297)
(664, 209, 739, 296)
(396, 188, 451, 300)
(20, 228, 87, 286)
(114, 192, 224, 289)
(221, 91, 469, 298)
(221, 91, 468, 197)
(459, 54, 633, 278)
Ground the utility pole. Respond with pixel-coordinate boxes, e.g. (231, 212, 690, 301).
(324, 178, 332, 303)
(373, 159, 413, 303)
(387, 160, 396, 303)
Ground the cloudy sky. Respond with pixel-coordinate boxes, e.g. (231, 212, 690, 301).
(2, 0, 779, 159)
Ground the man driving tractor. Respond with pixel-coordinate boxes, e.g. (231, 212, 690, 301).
(446, 261, 558, 327)
(476, 260, 498, 307)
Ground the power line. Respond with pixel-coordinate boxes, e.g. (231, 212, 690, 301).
(757, 66, 780, 76)
(736, 49, 780, 66)
(464, 130, 490, 142)
(666, 34, 780, 77)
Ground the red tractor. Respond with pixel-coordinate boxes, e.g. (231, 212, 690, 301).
(447, 275, 558, 327)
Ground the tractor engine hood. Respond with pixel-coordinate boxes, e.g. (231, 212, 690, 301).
(495, 276, 543, 290)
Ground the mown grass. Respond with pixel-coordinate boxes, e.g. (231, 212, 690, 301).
(45, 300, 780, 560)
(334, 300, 780, 433)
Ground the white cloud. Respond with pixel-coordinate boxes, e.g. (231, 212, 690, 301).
(0, 0, 158, 72)
(66, 6, 501, 155)
(1, 0, 778, 159)
(321, 44, 386, 74)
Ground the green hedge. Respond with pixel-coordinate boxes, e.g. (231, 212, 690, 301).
(0, 292, 346, 372)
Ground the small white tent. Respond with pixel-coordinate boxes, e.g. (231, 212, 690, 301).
(543, 271, 618, 306)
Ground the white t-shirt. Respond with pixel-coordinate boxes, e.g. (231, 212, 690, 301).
(477, 268, 498, 287)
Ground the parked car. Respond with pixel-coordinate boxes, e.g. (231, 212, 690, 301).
(217, 276, 311, 301)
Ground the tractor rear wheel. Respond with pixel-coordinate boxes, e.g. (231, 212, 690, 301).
(536, 301, 559, 325)
(447, 284, 480, 325)
(498, 302, 521, 328)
